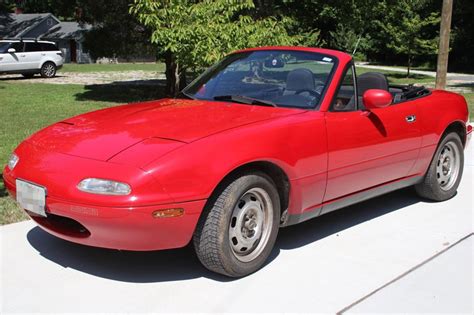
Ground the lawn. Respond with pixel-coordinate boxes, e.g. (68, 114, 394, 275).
(463, 93, 474, 117)
(0, 64, 472, 225)
(356, 66, 435, 85)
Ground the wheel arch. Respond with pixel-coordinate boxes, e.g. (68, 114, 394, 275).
(40, 59, 57, 68)
(442, 120, 467, 147)
(204, 160, 290, 219)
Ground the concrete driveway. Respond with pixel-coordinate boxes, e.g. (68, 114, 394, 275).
(1, 146, 473, 313)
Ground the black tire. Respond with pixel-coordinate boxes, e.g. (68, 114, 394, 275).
(415, 132, 464, 201)
(21, 73, 35, 78)
(40, 62, 57, 78)
(193, 172, 280, 277)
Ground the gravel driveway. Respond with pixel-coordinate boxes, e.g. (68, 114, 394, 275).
(0, 71, 166, 85)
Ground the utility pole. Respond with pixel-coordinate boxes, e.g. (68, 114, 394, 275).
(435, 0, 453, 90)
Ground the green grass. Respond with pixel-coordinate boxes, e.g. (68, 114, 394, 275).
(60, 63, 165, 73)
(463, 93, 474, 120)
(356, 66, 435, 85)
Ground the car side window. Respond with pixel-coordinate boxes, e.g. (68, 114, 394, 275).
(41, 43, 58, 51)
(331, 65, 357, 112)
(10, 42, 24, 52)
(24, 42, 42, 52)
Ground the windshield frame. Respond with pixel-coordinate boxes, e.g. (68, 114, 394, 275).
(181, 49, 339, 110)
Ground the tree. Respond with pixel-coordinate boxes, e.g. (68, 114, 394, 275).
(377, 1, 440, 77)
(450, 0, 474, 73)
(76, 0, 155, 61)
(130, 0, 300, 96)
(436, 0, 453, 89)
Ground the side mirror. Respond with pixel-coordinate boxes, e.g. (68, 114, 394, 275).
(363, 89, 392, 110)
(7, 48, 16, 53)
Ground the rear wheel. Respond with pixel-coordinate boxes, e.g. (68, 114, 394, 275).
(40, 62, 56, 78)
(415, 132, 464, 201)
(193, 173, 280, 277)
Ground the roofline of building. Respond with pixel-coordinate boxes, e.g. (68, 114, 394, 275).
(15, 13, 61, 38)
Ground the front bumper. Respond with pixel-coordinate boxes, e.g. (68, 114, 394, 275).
(4, 176, 205, 251)
(3, 140, 206, 251)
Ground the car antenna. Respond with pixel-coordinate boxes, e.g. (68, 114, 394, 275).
(352, 35, 362, 56)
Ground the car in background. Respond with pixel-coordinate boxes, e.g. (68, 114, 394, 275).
(0, 39, 63, 78)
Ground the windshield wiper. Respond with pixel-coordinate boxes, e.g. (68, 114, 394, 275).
(213, 95, 277, 107)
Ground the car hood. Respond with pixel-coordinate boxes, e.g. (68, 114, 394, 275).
(26, 98, 303, 161)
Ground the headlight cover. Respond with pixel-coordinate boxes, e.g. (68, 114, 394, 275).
(77, 178, 131, 195)
(8, 153, 19, 170)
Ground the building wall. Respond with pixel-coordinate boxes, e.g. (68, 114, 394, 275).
(54, 39, 92, 64)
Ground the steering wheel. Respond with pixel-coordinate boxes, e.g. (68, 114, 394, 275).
(295, 88, 320, 98)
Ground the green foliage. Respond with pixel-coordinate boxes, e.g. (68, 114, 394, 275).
(78, 0, 155, 60)
(329, 24, 370, 56)
(130, 0, 300, 72)
(450, 0, 474, 72)
(380, 2, 440, 57)
(374, 1, 440, 76)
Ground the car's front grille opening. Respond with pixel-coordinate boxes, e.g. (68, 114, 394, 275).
(31, 212, 91, 238)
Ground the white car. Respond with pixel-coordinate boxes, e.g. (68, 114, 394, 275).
(0, 39, 64, 78)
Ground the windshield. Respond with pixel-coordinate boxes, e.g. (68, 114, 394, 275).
(0, 42, 11, 53)
(182, 50, 337, 109)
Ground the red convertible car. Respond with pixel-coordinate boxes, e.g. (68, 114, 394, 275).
(3, 47, 471, 277)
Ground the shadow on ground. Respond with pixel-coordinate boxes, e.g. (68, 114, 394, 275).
(27, 187, 421, 283)
(0, 75, 67, 81)
(386, 72, 430, 82)
(448, 82, 474, 91)
(0, 174, 8, 197)
(75, 80, 168, 104)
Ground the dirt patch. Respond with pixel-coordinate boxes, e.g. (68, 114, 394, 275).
(0, 71, 166, 85)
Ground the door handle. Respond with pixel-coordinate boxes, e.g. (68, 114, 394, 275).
(406, 115, 416, 123)
(20, 54, 26, 57)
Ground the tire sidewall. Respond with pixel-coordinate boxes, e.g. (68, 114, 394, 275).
(218, 173, 280, 277)
(427, 132, 464, 200)
(41, 62, 56, 78)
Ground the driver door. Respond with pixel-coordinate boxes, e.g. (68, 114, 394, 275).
(323, 64, 422, 204)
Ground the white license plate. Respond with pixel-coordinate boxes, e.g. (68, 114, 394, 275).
(16, 179, 46, 217)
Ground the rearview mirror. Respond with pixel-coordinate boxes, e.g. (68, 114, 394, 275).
(363, 89, 392, 110)
(7, 48, 16, 53)
(264, 58, 284, 68)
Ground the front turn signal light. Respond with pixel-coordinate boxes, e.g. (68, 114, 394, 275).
(152, 208, 184, 218)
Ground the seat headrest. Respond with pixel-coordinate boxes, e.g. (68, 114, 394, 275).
(286, 68, 315, 91)
(357, 72, 388, 96)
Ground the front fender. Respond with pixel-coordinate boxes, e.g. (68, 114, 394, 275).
(145, 111, 328, 204)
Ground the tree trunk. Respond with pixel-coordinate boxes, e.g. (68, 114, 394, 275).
(164, 51, 187, 97)
(436, 0, 453, 89)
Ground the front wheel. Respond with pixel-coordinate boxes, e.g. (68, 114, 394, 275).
(40, 62, 57, 78)
(193, 173, 280, 277)
(415, 132, 464, 201)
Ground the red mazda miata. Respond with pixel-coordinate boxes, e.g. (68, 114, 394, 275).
(3, 47, 471, 277)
